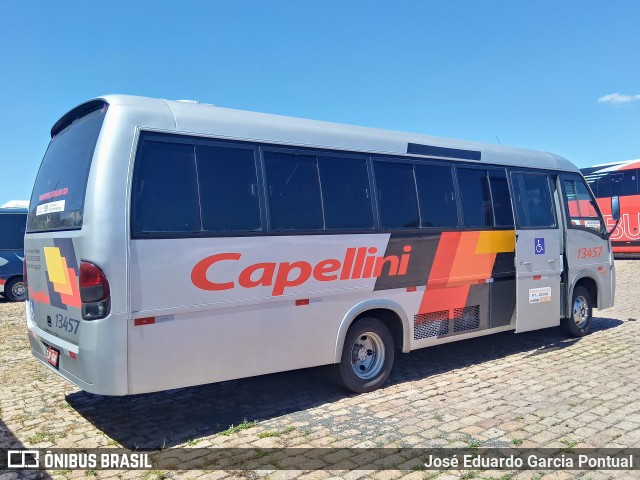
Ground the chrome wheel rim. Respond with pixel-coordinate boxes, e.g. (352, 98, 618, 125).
(12, 281, 25, 301)
(350, 331, 385, 380)
(572, 295, 589, 328)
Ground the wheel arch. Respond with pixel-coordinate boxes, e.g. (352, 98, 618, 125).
(567, 271, 599, 316)
(333, 299, 410, 363)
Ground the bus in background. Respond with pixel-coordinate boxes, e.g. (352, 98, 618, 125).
(0, 207, 27, 301)
(582, 160, 640, 255)
(24, 95, 618, 396)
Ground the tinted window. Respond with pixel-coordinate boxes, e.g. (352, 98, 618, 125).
(133, 141, 200, 233)
(458, 168, 493, 228)
(511, 173, 555, 228)
(265, 152, 323, 230)
(611, 171, 638, 196)
(27, 107, 106, 232)
(489, 170, 514, 227)
(196, 145, 261, 232)
(374, 162, 419, 229)
(596, 174, 611, 198)
(0, 214, 27, 250)
(414, 164, 458, 228)
(318, 157, 373, 229)
(564, 179, 602, 232)
(597, 170, 639, 198)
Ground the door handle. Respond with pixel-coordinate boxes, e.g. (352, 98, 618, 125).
(547, 259, 557, 263)
(520, 261, 531, 265)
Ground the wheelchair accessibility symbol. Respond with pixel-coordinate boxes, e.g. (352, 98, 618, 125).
(535, 238, 545, 255)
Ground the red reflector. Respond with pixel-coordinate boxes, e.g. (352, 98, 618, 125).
(69, 352, 77, 359)
(477, 279, 486, 284)
(134, 317, 156, 326)
(533, 275, 542, 280)
(295, 299, 310, 306)
(406, 286, 417, 292)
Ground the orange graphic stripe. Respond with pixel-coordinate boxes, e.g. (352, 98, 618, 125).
(29, 288, 50, 304)
(418, 231, 515, 318)
(58, 267, 81, 308)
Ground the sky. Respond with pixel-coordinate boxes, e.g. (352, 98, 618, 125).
(1, 0, 639, 204)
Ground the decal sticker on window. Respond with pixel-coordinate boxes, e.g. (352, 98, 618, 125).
(529, 287, 551, 303)
(39, 187, 69, 202)
(36, 200, 65, 216)
(584, 220, 601, 229)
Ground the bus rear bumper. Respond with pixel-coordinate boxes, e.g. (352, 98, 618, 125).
(25, 305, 129, 396)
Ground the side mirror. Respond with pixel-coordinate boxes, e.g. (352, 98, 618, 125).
(611, 196, 620, 221)
(604, 196, 621, 239)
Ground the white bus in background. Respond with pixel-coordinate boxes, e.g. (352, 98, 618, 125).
(24, 95, 618, 395)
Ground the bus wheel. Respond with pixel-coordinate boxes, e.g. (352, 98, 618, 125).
(335, 317, 394, 393)
(560, 285, 592, 337)
(5, 277, 26, 302)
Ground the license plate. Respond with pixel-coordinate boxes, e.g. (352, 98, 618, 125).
(46, 346, 59, 368)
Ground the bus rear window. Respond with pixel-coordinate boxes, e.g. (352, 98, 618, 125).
(27, 106, 106, 232)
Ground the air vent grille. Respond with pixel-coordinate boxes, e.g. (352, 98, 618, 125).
(414, 305, 481, 340)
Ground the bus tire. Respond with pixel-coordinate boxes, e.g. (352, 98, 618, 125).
(560, 285, 592, 337)
(5, 276, 26, 302)
(334, 317, 394, 393)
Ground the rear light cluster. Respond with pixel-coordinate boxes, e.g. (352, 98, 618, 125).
(80, 261, 110, 320)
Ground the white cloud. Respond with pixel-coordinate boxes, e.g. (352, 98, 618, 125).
(597, 93, 640, 105)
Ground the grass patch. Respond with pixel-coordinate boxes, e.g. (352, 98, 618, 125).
(27, 430, 64, 444)
(144, 470, 170, 480)
(220, 419, 257, 436)
(257, 426, 295, 438)
(512, 438, 523, 446)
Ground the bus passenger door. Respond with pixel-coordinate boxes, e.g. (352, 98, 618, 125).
(511, 172, 563, 332)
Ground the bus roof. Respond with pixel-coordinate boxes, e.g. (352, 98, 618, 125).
(0, 207, 27, 214)
(584, 159, 640, 172)
(75, 94, 579, 172)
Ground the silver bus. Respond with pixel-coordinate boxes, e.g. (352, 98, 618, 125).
(24, 95, 618, 395)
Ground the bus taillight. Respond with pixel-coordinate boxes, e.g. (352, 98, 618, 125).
(80, 261, 110, 320)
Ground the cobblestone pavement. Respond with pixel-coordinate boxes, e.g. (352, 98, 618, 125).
(1, 261, 639, 480)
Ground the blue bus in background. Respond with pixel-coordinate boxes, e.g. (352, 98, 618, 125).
(0, 207, 27, 301)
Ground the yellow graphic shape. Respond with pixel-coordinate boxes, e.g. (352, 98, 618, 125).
(44, 247, 73, 295)
(475, 230, 515, 254)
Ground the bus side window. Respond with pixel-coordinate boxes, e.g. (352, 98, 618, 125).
(318, 156, 374, 230)
(457, 168, 493, 228)
(373, 161, 419, 229)
(510, 173, 555, 228)
(133, 141, 200, 234)
(414, 164, 458, 228)
(264, 152, 324, 231)
(196, 144, 262, 232)
(0, 214, 27, 250)
(489, 170, 514, 227)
